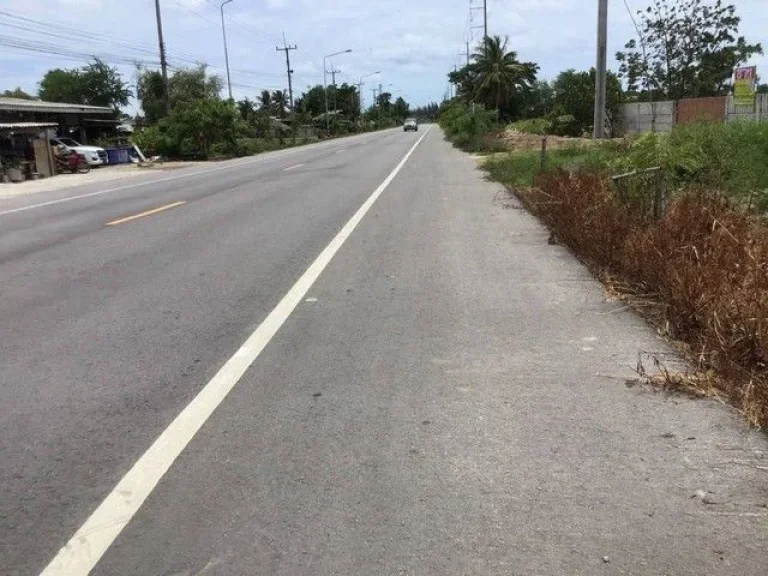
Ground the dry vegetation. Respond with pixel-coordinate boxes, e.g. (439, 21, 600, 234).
(518, 172, 768, 428)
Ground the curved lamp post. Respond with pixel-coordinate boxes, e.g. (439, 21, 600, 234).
(323, 49, 352, 131)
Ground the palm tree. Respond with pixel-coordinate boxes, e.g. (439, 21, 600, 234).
(471, 35, 538, 111)
(259, 89, 272, 113)
(272, 90, 288, 119)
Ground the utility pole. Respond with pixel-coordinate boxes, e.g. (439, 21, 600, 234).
(466, 41, 470, 66)
(220, 0, 234, 101)
(276, 33, 297, 110)
(372, 87, 379, 123)
(153, 0, 170, 114)
(356, 81, 364, 114)
(593, 0, 609, 139)
(329, 68, 341, 112)
(483, 0, 487, 39)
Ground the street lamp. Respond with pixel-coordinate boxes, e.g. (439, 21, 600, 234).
(220, 0, 234, 101)
(357, 71, 380, 113)
(323, 49, 352, 131)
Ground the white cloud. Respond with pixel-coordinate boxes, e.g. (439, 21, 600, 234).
(0, 0, 765, 107)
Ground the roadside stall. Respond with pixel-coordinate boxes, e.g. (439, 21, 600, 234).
(0, 122, 57, 182)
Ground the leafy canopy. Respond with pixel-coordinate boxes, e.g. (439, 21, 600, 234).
(137, 65, 223, 124)
(449, 35, 538, 120)
(39, 58, 130, 109)
(616, 0, 762, 99)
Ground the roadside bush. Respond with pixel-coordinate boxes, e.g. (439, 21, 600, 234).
(439, 102, 499, 151)
(131, 124, 176, 157)
(509, 117, 552, 135)
(550, 114, 581, 137)
(611, 122, 768, 213)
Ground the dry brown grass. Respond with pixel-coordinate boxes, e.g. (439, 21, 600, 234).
(519, 172, 768, 428)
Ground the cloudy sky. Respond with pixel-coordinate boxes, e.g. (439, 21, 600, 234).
(1, 0, 766, 110)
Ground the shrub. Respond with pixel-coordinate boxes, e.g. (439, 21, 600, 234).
(550, 114, 581, 137)
(509, 117, 552, 135)
(438, 102, 499, 151)
(610, 122, 768, 213)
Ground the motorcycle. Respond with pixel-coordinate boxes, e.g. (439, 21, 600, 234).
(54, 150, 91, 174)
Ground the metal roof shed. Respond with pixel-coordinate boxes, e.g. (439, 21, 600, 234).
(0, 98, 113, 115)
(0, 98, 116, 144)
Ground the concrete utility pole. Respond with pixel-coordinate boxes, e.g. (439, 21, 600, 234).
(153, 0, 170, 114)
(329, 68, 341, 112)
(276, 33, 297, 111)
(483, 0, 487, 39)
(593, 0, 609, 139)
(466, 41, 471, 66)
(220, 0, 234, 101)
(356, 81, 364, 113)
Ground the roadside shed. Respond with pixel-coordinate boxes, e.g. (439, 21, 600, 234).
(0, 121, 59, 181)
(0, 97, 116, 144)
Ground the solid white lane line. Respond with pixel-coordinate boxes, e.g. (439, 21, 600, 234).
(336, 148, 347, 154)
(0, 131, 393, 218)
(283, 163, 305, 171)
(39, 125, 432, 576)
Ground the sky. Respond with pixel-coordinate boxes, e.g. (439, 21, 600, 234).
(1, 0, 766, 111)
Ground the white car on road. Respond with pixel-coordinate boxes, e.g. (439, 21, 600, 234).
(50, 137, 108, 166)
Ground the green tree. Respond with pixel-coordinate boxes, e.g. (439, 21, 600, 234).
(137, 65, 222, 124)
(471, 35, 538, 113)
(39, 59, 130, 109)
(295, 85, 326, 117)
(393, 96, 409, 122)
(616, 0, 763, 99)
(237, 97, 256, 122)
(259, 90, 272, 113)
(551, 68, 623, 136)
(2, 87, 34, 99)
(448, 36, 538, 120)
(412, 102, 439, 121)
(272, 90, 288, 118)
(519, 80, 554, 119)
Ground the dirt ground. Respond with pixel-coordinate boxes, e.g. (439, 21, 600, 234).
(495, 129, 621, 151)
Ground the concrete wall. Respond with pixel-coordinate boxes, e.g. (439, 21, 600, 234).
(617, 101, 676, 136)
(727, 94, 768, 123)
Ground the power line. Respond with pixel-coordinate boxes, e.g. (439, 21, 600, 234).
(0, 11, 285, 80)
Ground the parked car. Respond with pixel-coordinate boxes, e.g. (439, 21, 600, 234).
(403, 118, 418, 132)
(50, 137, 108, 166)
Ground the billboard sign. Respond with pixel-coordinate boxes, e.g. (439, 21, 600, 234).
(734, 66, 757, 107)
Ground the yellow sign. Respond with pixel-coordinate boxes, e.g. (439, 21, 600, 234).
(734, 66, 757, 107)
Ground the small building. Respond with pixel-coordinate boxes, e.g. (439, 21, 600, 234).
(0, 97, 117, 144)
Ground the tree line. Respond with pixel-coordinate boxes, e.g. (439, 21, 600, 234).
(445, 0, 763, 137)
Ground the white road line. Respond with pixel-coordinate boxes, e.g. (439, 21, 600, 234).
(0, 131, 389, 218)
(283, 163, 305, 171)
(39, 125, 432, 576)
(336, 148, 347, 154)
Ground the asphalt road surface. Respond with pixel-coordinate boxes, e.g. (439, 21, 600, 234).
(1, 127, 766, 576)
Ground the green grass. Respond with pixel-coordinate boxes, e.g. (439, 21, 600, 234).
(482, 143, 622, 187)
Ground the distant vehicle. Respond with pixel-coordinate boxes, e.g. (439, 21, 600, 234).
(50, 137, 108, 166)
(403, 118, 418, 132)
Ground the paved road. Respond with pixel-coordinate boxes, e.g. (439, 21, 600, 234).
(1, 127, 766, 575)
